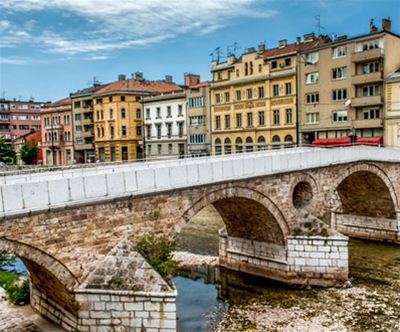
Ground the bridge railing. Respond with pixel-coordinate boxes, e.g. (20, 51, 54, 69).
(0, 145, 399, 217)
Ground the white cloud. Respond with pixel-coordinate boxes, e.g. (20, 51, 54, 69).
(0, 56, 30, 65)
(0, 0, 277, 55)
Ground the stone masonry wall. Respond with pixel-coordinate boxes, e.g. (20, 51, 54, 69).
(335, 213, 400, 243)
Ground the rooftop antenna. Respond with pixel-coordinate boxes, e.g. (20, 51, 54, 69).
(210, 46, 223, 62)
(1, 91, 5, 99)
(315, 14, 325, 36)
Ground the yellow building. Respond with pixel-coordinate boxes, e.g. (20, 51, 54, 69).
(385, 68, 400, 147)
(93, 74, 182, 162)
(210, 36, 318, 154)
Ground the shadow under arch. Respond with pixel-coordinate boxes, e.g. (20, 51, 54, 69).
(179, 186, 289, 245)
(0, 238, 80, 315)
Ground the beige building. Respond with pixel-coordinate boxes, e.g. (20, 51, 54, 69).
(299, 18, 400, 144)
(210, 36, 319, 155)
(384, 68, 400, 147)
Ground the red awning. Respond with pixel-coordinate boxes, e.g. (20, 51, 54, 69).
(312, 137, 351, 146)
(355, 137, 383, 145)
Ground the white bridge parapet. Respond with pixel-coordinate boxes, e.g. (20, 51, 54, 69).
(1, 146, 399, 218)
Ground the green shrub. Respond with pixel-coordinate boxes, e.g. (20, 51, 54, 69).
(0, 270, 19, 288)
(136, 234, 177, 283)
(5, 279, 30, 305)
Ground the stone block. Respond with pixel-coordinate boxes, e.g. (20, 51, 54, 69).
(125, 302, 143, 311)
(22, 181, 49, 210)
(106, 302, 124, 311)
(91, 311, 111, 319)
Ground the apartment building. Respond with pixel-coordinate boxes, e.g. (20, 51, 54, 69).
(210, 36, 319, 155)
(143, 89, 186, 159)
(0, 99, 43, 144)
(185, 74, 211, 157)
(93, 74, 182, 162)
(70, 83, 108, 163)
(40, 97, 74, 165)
(299, 18, 400, 144)
(384, 68, 400, 147)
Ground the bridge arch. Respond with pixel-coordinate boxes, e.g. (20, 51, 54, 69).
(331, 163, 398, 218)
(179, 186, 289, 245)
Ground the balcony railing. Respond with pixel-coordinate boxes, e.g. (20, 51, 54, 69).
(351, 48, 383, 63)
(352, 72, 383, 85)
(351, 95, 382, 107)
(353, 118, 383, 129)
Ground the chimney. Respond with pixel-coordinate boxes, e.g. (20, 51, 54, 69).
(258, 43, 265, 52)
(382, 17, 391, 31)
(184, 73, 200, 87)
(165, 75, 173, 83)
(118, 74, 126, 81)
(296, 37, 301, 44)
(247, 47, 256, 53)
(369, 19, 378, 33)
(303, 33, 315, 42)
(135, 72, 144, 81)
(278, 39, 287, 48)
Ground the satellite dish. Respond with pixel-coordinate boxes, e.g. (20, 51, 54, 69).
(344, 99, 351, 106)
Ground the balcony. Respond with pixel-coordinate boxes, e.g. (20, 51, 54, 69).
(351, 48, 383, 63)
(352, 72, 383, 85)
(74, 143, 94, 150)
(351, 95, 382, 107)
(45, 123, 63, 130)
(353, 118, 383, 129)
(82, 130, 94, 138)
(81, 118, 93, 125)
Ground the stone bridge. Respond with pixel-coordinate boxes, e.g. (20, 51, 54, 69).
(0, 146, 399, 332)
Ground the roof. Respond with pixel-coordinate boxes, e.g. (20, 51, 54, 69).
(263, 39, 321, 59)
(189, 81, 210, 88)
(42, 97, 71, 110)
(93, 79, 183, 96)
(70, 83, 110, 97)
(386, 67, 400, 82)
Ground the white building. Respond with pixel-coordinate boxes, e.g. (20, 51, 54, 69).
(143, 90, 187, 159)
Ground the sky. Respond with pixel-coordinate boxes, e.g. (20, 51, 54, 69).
(0, 0, 399, 102)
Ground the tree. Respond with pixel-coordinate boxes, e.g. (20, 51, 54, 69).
(0, 136, 16, 165)
(0, 251, 15, 270)
(20, 140, 39, 165)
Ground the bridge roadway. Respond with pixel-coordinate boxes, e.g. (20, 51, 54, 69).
(1, 146, 399, 218)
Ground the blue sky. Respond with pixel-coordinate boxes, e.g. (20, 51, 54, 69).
(0, 0, 399, 102)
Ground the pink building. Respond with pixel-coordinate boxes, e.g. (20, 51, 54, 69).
(40, 97, 74, 165)
(0, 99, 43, 145)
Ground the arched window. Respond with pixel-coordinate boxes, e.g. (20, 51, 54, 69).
(245, 137, 253, 152)
(272, 135, 281, 149)
(284, 135, 294, 148)
(257, 136, 266, 151)
(224, 137, 231, 154)
(235, 137, 243, 153)
(97, 127, 100, 137)
(215, 138, 222, 155)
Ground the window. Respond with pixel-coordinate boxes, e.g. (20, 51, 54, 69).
(271, 61, 277, 69)
(146, 125, 151, 139)
(247, 88, 253, 99)
(121, 126, 127, 136)
(286, 109, 293, 124)
(110, 126, 114, 138)
(120, 96, 125, 101)
(215, 115, 221, 129)
(147, 145, 152, 155)
(101, 127, 104, 136)
(217, 72, 222, 80)
(306, 113, 319, 124)
(362, 85, 381, 97)
(168, 144, 173, 154)
(74, 101, 81, 108)
(167, 123, 172, 138)
(236, 90, 242, 101)
(245, 137, 253, 152)
(136, 125, 142, 136)
(250, 61, 253, 75)
(157, 144, 162, 155)
(121, 108, 126, 118)
(245, 62, 249, 75)
(110, 147, 116, 161)
(332, 45, 347, 58)
(19, 125, 29, 130)
(305, 52, 319, 64)
(332, 67, 347, 79)
(188, 97, 204, 108)
(225, 114, 230, 128)
(189, 116, 205, 126)
(146, 108, 150, 119)
(178, 122, 184, 137)
(236, 69, 240, 77)
(215, 93, 221, 104)
(189, 134, 205, 144)
(75, 125, 82, 132)
(235, 137, 243, 153)
(109, 96, 113, 102)
(156, 124, 161, 138)
(247, 112, 253, 127)
(19, 115, 29, 120)
(333, 111, 348, 122)
(257, 136, 266, 151)
(306, 72, 319, 84)
(258, 111, 265, 126)
(236, 113, 242, 127)
(109, 109, 113, 119)
(332, 88, 347, 101)
(156, 107, 161, 118)
(258, 86, 264, 98)
(285, 83, 291, 95)
(285, 58, 291, 66)
(178, 105, 183, 117)
(75, 114, 81, 121)
(258, 63, 262, 72)
(96, 98, 102, 104)
(224, 92, 230, 103)
(362, 62, 381, 74)
(362, 39, 380, 51)
(273, 84, 279, 97)
(136, 96, 141, 102)
(363, 109, 380, 119)
(306, 92, 320, 104)
(136, 109, 141, 119)
(167, 106, 172, 117)
(273, 110, 280, 125)
(215, 138, 222, 155)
